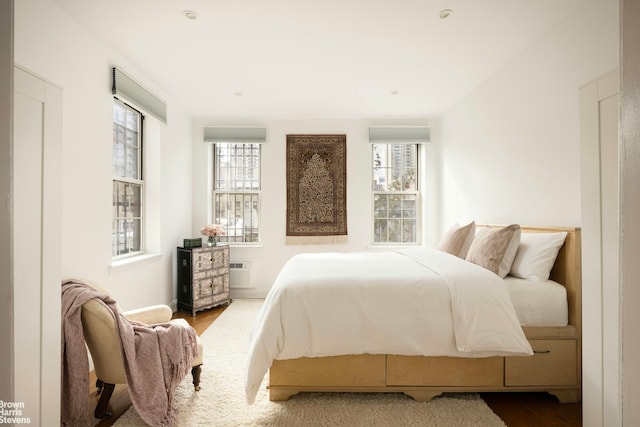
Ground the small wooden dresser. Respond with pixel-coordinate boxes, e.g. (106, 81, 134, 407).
(177, 245, 231, 316)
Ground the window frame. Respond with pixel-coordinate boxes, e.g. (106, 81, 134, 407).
(371, 143, 421, 246)
(112, 98, 145, 259)
(212, 142, 262, 245)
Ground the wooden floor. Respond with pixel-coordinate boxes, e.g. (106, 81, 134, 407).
(87, 305, 582, 426)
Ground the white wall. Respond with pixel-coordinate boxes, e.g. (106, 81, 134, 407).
(191, 118, 436, 298)
(438, 0, 618, 228)
(14, 0, 194, 310)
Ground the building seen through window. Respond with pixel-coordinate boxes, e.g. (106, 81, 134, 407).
(372, 143, 418, 244)
(213, 143, 261, 243)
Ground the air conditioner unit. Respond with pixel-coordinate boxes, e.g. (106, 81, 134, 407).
(229, 261, 252, 289)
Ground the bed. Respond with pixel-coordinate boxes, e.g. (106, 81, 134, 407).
(245, 225, 581, 404)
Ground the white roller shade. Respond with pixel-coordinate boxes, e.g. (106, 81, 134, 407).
(369, 126, 430, 143)
(112, 67, 167, 124)
(203, 127, 267, 143)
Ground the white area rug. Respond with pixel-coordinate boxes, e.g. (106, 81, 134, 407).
(115, 299, 506, 426)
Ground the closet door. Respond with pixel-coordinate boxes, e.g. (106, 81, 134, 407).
(580, 69, 619, 427)
(13, 66, 62, 424)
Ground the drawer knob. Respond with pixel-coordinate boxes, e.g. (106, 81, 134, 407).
(533, 350, 551, 354)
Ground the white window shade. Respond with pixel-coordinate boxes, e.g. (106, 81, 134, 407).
(204, 127, 267, 143)
(112, 67, 167, 124)
(368, 126, 430, 144)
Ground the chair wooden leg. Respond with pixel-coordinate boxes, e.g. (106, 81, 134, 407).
(94, 382, 115, 419)
(192, 365, 202, 391)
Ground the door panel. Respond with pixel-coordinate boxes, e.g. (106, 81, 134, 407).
(13, 66, 62, 425)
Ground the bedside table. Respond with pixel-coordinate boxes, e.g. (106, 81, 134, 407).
(177, 245, 231, 316)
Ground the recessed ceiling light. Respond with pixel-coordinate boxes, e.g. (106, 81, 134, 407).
(234, 91, 244, 97)
(390, 90, 399, 96)
(183, 10, 198, 20)
(438, 9, 453, 20)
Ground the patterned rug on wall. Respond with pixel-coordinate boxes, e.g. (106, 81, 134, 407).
(285, 134, 347, 244)
(114, 299, 506, 427)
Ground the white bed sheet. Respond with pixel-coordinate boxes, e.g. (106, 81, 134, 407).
(245, 248, 533, 404)
(506, 276, 568, 326)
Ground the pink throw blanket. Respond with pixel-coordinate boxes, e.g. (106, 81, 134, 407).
(61, 279, 198, 426)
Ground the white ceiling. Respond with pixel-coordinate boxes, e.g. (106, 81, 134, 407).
(50, 0, 585, 120)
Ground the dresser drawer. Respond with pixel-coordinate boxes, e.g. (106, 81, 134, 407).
(505, 339, 577, 386)
(193, 247, 228, 268)
(193, 249, 215, 271)
(194, 275, 228, 302)
(211, 274, 227, 294)
(387, 355, 503, 386)
(211, 249, 228, 268)
(271, 355, 386, 387)
(194, 279, 214, 303)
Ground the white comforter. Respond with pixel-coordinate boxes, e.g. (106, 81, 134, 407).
(245, 248, 533, 403)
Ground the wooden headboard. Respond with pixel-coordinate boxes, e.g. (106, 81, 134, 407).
(478, 225, 582, 335)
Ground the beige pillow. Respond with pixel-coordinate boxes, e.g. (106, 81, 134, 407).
(436, 221, 476, 258)
(465, 224, 521, 277)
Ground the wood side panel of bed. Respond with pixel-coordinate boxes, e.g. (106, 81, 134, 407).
(269, 226, 582, 403)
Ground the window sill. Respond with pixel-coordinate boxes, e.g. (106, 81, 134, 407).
(367, 244, 422, 251)
(226, 243, 263, 248)
(110, 252, 162, 274)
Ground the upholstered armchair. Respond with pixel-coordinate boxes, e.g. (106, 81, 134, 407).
(80, 282, 204, 419)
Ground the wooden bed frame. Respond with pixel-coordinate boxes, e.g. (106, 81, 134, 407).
(268, 226, 582, 403)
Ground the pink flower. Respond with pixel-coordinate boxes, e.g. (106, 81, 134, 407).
(200, 224, 225, 237)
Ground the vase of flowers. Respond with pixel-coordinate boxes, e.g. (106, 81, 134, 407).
(200, 224, 225, 247)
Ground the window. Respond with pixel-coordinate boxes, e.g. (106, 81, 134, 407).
(112, 99, 144, 257)
(213, 143, 261, 243)
(372, 143, 419, 244)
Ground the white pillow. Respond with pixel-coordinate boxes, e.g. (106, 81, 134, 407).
(436, 221, 476, 258)
(510, 232, 567, 281)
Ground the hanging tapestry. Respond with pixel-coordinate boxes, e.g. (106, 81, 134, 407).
(286, 134, 347, 241)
